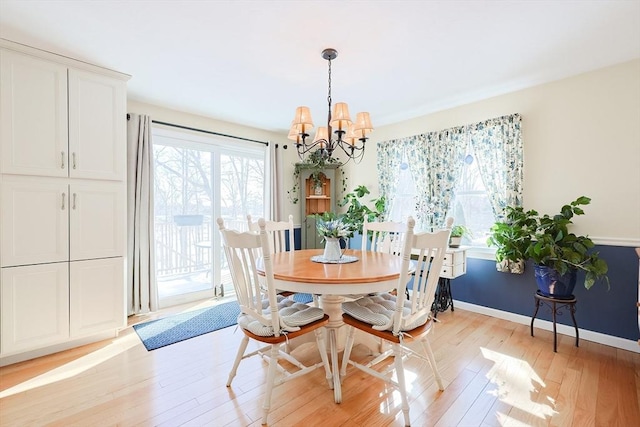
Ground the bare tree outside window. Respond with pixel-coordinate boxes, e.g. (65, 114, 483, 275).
(152, 128, 266, 306)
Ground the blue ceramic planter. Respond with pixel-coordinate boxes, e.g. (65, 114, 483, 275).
(534, 264, 577, 297)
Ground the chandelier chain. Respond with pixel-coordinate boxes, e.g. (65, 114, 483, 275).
(327, 57, 332, 115)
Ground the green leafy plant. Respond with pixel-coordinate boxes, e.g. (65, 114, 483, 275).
(487, 196, 609, 290)
(449, 224, 473, 247)
(338, 185, 386, 235)
(450, 225, 472, 238)
(287, 149, 341, 204)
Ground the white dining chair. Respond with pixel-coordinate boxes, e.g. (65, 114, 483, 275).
(361, 216, 408, 256)
(354, 217, 409, 302)
(217, 217, 333, 425)
(247, 214, 318, 306)
(247, 214, 295, 253)
(340, 216, 453, 427)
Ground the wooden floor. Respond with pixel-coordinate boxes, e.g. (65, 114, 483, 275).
(1, 301, 638, 427)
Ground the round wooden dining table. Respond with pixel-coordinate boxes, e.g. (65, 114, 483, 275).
(257, 248, 407, 403)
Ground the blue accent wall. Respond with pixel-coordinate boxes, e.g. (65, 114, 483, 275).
(294, 227, 638, 342)
(453, 245, 638, 341)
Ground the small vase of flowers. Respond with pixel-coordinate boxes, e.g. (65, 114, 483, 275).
(316, 213, 352, 261)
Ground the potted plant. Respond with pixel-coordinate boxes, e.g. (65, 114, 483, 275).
(486, 207, 536, 274)
(487, 196, 609, 296)
(287, 149, 341, 204)
(449, 225, 472, 248)
(315, 212, 351, 261)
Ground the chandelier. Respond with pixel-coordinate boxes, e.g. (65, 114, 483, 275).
(288, 48, 373, 164)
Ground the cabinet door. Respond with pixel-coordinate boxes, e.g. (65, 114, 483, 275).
(68, 69, 126, 181)
(69, 181, 125, 261)
(1, 263, 69, 354)
(0, 49, 68, 177)
(1, 176, 69, 267)
(304, 216, 324, 249)
(70, 258, 125, 337)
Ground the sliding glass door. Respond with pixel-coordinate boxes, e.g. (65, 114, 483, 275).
(153, 126, 266, 307)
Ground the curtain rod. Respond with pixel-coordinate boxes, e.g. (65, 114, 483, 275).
(153, 119, 269, 146)
(127, 114, 269, 146)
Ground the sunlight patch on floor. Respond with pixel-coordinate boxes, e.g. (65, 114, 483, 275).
(481, 347, 556, 422)
(0, 333, 140, 398)
(495, 411, 534, 426)
(376, 368, 418, 414)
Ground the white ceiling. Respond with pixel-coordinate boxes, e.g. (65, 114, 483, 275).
(1, 1, 639, 134)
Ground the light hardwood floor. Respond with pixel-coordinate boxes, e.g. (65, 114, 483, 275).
(1, 300, 638, 426)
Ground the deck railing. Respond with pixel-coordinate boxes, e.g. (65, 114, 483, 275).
(154, 217, 247, 278)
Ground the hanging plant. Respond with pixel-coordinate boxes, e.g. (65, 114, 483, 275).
(287, 149, 342, 204)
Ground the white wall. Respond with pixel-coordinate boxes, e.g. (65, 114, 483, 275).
(129, 59, 640, 245)
(342, 59, 640, 245)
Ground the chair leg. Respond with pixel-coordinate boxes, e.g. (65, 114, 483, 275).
(227, 335, 250, 387)
(421, 337, 444, 390)
(315, 328, 334, 389)
(261, 343, 280, 425)
(340, 325, 356, 377)
(392, 344, 411, 427)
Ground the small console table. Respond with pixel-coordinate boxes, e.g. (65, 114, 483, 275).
(530, 290, 579, 352)
(432, 247, 467, 316)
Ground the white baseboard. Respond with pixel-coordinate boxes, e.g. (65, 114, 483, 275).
(454, 300, 640, 354)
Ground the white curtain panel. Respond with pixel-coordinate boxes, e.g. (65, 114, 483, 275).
(268, 141, 283, 221)
(126, 113, 158, 315)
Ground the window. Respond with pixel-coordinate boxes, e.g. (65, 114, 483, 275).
(380, 114, 523, 250)
(446, 143, 495, 246)
(152, 125, 267, 307)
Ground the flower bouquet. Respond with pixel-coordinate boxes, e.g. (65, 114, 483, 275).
(315, 212, 351, 261)
(315, 212, 352, 241)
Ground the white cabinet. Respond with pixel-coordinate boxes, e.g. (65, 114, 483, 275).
(0, 40, 129, 364)
(70, 258, 124, 338)
(1, 258, 125, 353)
(0, 50, 68, 177)
(1, 176, 124, 267)
(1, 176, 69, 266)
(68, 69, 126, 180)
(441, 248, 467, 279)
(1, 263, 70, 354)
(69, 180, 125, 261)
(0, 49, 126, 180)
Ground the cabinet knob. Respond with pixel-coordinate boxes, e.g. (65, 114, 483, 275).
(61, 192, 66, 210)
(72, 152, 77, 169)
(61, 151, 65, 169)
(72, 193, 77, 210)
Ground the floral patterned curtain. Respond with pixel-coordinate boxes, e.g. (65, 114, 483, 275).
(377, 127, 466, 230)
(376, 139, 404, 218)
(469, 113, 523, 219)
(411, 128, 466, 230)
(377, 114, 522, 229)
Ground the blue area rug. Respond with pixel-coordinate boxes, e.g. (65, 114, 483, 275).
(133, 293, 314, 351)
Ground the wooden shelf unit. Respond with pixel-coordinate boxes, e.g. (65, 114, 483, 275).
(297, 163, 341, 249)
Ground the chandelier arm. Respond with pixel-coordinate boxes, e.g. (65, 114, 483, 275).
(296, 137, 331, 159)
(336, 140, 366, 164)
